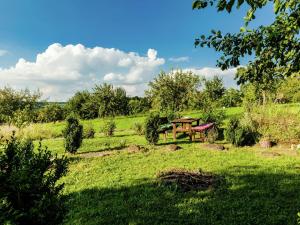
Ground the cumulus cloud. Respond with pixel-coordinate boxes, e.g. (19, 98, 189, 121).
(183, 67, 239, 88)
(0, 49, 8, 57)
(0, 43, 165, 101)
(169, 56, 189, 62)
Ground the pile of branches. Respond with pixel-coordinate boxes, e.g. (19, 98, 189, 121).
(157, 168, 217, 192)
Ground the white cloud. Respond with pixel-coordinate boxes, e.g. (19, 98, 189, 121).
(0, 49, 8, 57)
(169, 56, 189, 62)
(183, 67, 238, 87)
(0, 43, 165, 101)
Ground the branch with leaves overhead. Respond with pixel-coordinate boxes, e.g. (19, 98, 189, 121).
(192, 0, 300, 84)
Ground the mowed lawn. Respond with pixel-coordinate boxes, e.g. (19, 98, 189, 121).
(3, 106, 300, 224)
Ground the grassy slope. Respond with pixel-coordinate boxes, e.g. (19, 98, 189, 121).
(3, 105, 300, 224)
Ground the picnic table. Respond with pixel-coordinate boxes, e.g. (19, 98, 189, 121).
(171, 118, 200, 140)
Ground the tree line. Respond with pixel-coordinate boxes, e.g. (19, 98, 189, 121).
(0, 70, 299, 126)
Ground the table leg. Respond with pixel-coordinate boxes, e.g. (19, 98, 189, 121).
(172, 123, 177, 140)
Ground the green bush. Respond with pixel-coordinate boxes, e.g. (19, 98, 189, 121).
(83, 125, 95, 139)
(132, 122, 145, 135)
(37, 103, 65, 123)
(101, 119, 116, 137)
(225, 117, 258, 147)
(63, 116, 83, 153)
(206, 127, 218, 144)
(145, 113, 160, 145)
(200, 107, 225, 129)
(10, 106, 37, 128)
(0, 135, 68, 225)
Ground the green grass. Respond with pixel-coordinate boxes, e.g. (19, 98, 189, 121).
(61, 145, 300, 225)
(2, 105, 300, 224)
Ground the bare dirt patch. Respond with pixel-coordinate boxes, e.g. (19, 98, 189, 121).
(127, 145, 149, 154)
(202, 143, 226, 151)
(157, 168, 220, 192)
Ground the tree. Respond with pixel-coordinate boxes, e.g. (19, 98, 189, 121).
(193, 0, 299, 84)
(146, 70, 202, 111)
(237, 67, 280, 104)
(63, 115, 83, 154)
(37, 103, 66, 123)
(221, 88, 243, 107)
(203, 75, 226, 103)
(93, 83, 129, 117)
(277, 74, 300, 103)
(0, 87, 40, 123)
(128, 97, 151, 115)
(0, 136, 68, 225)
(144, 113, 160, 145)
(66, 91, 98, 119)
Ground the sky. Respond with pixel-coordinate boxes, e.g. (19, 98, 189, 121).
(0, 0, 274, 101)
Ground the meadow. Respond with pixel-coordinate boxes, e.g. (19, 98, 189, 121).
(2, 105, 300, 225)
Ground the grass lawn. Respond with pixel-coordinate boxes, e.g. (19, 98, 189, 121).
(2, 105, 300, 224)
(61, 144, 300, 225)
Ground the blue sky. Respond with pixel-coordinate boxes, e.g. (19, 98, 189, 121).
(0, 0, 274, 100)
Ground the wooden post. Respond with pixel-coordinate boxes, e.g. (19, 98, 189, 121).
(172, 123, 177, 140)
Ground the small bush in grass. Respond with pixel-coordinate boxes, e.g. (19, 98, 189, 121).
(83, 125, 95, 139)
(0, 135, 68, 225)
(132, 122, 145, 135)
(63, 115, 83, 154)
(225, 117, 258, 147)
(200, 107, 225, 129)
(145, 113, 160, 145)
(101, 119, 116, 137)
(206, 127, 218, 144)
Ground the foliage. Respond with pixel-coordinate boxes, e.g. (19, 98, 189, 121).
(237, 67, 280, 105)
(146, 70, 202, 111)
(249, 104, 300, 142)
(101, 119, 116, 137)
(144, 113, 160, 145)
(0, 136, 68, 225)
(221, 88, 242, 107)
(277, 75, 300, 103)
(225, 117, 258, 146)
(203, 75, 225, 104)
(63, 115, 83, 153)
(66, 91, 98, 120)
(0, 87, 40, 124)
(132, 122, 145, 135)
(128, 97, 151, 115)
(200, 106, 225, 129)
(10, 106, 37, 128)
(83, 124, 95, 139)
(193, 0, 299, 88)
(94, 84, 129, 117)
(206, 127, 218, 144)
(37, 103, 66, 123)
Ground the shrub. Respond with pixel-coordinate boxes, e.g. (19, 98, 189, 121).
(83, 125, 95, 139)
(132, 122, 145, 135)
(206, 127, 218, 144)
(0, 135, 68, 225)
(249, 104, 300, 143)
(225, 117, 258, 147)
(63, 115, 83, 153)
(101, 119, 116, 137)
(200, 107, 225, 129)
(37, 103, 65, 123)
(145, 113, 160, 145)
(10, 106, 37, 128)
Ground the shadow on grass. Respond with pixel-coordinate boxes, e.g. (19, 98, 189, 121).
(63, 171, 300, 225)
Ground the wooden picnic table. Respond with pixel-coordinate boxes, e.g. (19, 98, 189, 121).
(171, 118, 200, 140)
